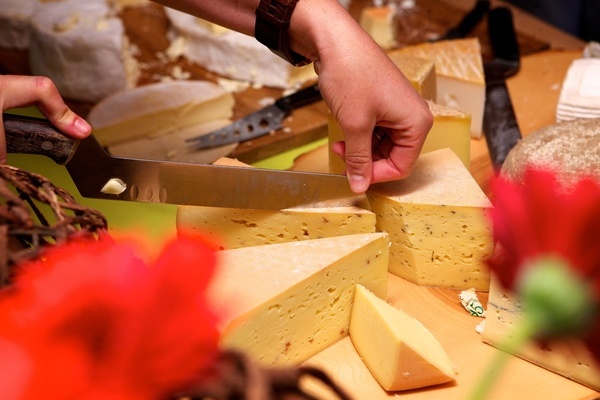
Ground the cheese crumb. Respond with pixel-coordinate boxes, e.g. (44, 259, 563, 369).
(101, 178, 127, 195)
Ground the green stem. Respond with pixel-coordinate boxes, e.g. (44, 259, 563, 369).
(469, 316, 539, 400)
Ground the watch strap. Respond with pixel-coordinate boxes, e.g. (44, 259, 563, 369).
(255, 0, 311, 66)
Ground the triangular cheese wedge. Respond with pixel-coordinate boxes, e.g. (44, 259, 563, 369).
(350, 284, 456, 391)
(207, 233, 390, 367)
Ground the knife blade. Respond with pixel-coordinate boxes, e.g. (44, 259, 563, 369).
(4, 113, 355, 210)
(186, 83, 322, 150)
(483, 7, 522, 170)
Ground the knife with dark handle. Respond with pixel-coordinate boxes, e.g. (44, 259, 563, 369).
(436, 0, 490, 41)
(186, 83, 322, 150)
(4, 113, 356, 210)
(483, 7, 522, 170)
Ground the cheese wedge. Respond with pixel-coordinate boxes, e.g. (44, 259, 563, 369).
(207, 233, 390, 366)
(483, 277, 600, 391)
(350, 284, 456, 391)
(29, 0, 139, 103)
(366, 148, 493, 290)
(328, 53, 436, 174)
(87, 80, 235, 146)
(164, 7, 317, 89)
(360, 5, 397, 50)
(422, 101, 471, 168)
(392, 38, 485, 138)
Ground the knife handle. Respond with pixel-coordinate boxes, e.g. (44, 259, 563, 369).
(275, 83, 322, 113)
(3, 113, 77, 165)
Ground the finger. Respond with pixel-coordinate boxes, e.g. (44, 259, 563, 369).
(0, 114, 6, 163)
(341, 125, 374, 194)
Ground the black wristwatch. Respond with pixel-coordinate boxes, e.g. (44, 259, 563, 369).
(255, 0, 311, 66)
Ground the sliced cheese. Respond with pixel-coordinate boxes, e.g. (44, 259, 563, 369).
(423, 100, 471, 168)
(87, 80, 234, 146)
(366, 148, 493, 290)
(28, 0, 139, 103)
(350, 284, 456, 391)
(359, 5, 397, 50)
(393, 38, 485, 138)
(483, 277, 600, 391)
(0, 0, 35, 50)
(164, 8, 317, 89)
(328, 53, 436, 174)
(207, 233, 390, 366)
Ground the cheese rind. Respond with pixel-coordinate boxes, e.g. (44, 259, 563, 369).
(483, 277, 600, 391)
(393, 38, 485, 138)
(350, 284, 456, 391)
(208, 233, 390, 366)
(366, 148, 493, 290)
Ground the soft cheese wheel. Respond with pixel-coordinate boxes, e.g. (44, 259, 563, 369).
(394, 38, 485, 138)
(87, 80, 235, 146)
(208, 233, 390, 366)
(28, 0, 139, 103)
(350, 284, 456, 391)
(366, 148, 493, 290)
(0, 0, 35, 50)
(483, 277, 600, 391)
(502, 118, 600, 187)
(164, 8, 317, 89)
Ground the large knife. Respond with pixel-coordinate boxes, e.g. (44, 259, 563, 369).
(4, 113, 354, 210)
(186, 83, 322, 150)
(483, 7, 522, 169)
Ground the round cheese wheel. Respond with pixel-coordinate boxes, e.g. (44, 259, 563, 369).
(502, 118, 600, 186)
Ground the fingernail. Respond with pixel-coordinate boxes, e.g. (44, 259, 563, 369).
(74, 117, 92, 136)
(348, 174, 369, 193)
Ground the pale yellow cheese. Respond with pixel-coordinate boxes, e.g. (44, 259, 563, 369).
(393, 38, 485, 138)
(207, 233, 390, 366)
(483, 277, 600, 391)
(350, 284, 456, 391)
(366, 148, 493, 290)
(87, 80, 235, 146)
(359, 5, 396, 50)
(328, 53, 436, 174)
(422, 101, 471, 168)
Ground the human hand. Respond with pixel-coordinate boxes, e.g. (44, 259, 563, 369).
(290, 0, 433, 193)
(0, 75, 91, 163)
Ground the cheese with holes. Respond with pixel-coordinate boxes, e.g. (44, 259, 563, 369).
(29, 0, 139, 103)
(366, 148, 493, 290)
(87, 80, 234, 146)
(393, 38, 485, 138)
(0, 0, 35, 50)
(422, 101, 471, 168)
(177, 158, 374, 249)
(328, 53, 436, 174)
(483, 277, 600, 390)
(360, 5, 397, 49)
(164, 8, 317, 89)
(207, 233, 390, 366)
(350, 284, 456, 390)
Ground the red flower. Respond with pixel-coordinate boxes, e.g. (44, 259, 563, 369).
(486, 168, 600, 361)
(0, 232, 221, 400)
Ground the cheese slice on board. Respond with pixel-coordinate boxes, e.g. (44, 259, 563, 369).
(422, 101, 471, 168)
(392, 38, 485, 138)
(164, 7, 316, 89)
(366, 148, 493, 290)
(360, 5, 397, 50)
(350, 284, 456, 391)
(87, 80, 234, 146)
(483, 277, 600, 391)
(207, 233, 390, 366)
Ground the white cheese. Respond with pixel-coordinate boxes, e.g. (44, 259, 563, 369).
(0, 0, 35, 50)
(556, 58, 600, 122)
(350, 284, 456, 391)
(163, 7, 317, 89)
(366, 148, 493, 290)
(207, 233, 390, 366)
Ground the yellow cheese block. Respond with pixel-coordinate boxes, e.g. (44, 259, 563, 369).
(359, 5, 396, 50)
(207, 233, 390, 366)
(349, 284, 456, 391)
(328, 53, 436, 174)
(392, 38, 485, 138)
(366, 148, 493, 290)
(422, 100, 471, 168)
(87, 80, 235, 146)
(483, 277, 600, 391)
